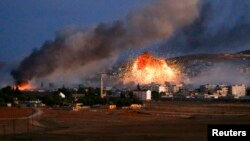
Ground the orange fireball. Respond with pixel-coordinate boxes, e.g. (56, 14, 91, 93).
(15, 81, 32, 91)
(123, 52, 180, 84)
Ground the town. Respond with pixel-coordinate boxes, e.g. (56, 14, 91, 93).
(0, 82, 249, 110)
(1, 0, 250, 140)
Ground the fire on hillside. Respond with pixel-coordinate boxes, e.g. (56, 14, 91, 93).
(14, 81, 32, 91)
(122, 52, 181, 84)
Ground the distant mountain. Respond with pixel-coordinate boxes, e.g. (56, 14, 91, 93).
(238, 50, 250, 54)
(169, 53, 250, 81)
(171, 53, 250, 63)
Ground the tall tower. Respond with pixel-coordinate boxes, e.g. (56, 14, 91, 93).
(100, 74, 104, 98)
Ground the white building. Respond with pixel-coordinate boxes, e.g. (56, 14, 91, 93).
(231, 84, 246, 98)
(171, 84, 183, 93)
(215, 86, 229, 97)
(59, 92, 66, 98)
(159, 85, 167, 93)
(200, 84, 216, 93)
(133, 90, 151, 101)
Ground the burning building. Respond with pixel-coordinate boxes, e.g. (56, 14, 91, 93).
(14, 81, 32, 91)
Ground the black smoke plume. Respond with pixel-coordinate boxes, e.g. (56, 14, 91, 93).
(160, 0, 250, 55)
(11, 0, 199, 84)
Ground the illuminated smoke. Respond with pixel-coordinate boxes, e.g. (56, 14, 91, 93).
(14, 81, 32, 91)
(159, 0, 250, 55)
(11, 0, 199, 85)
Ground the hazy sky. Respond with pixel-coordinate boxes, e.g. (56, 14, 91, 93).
(1, 0, 249, 87)
(0, 0, 150, 63)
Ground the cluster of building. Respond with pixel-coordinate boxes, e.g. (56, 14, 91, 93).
(200, 84, 246, 99)
(124, 83, 248, 100)
(50, 82, 249, 111)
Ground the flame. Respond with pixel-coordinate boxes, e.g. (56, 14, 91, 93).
(15, 82, 32, 91)
(123, 52, 180, 84)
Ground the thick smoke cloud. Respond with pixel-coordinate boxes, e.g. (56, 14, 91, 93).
(11, 0, 199, 84)
(188, 63, 250, 87)
(160, 0, 250, 55)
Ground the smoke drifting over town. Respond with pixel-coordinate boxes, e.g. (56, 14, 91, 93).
(188, 63, 250, 87)
(11, 0, 199, 84)
(10, 0, 250, 87)
(160, 0, 250, 55)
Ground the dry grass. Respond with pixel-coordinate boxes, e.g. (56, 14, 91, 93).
(1, 102, 250, 141)
(0, 107, 34, 118)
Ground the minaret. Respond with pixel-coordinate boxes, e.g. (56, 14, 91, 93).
(100, 74, 104, 98)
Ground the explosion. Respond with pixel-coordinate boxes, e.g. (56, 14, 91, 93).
(11, 0, 199, 84)
(123, 52, 181, 84)
(14, 81, 32, 91)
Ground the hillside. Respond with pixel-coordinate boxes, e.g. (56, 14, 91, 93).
(238, 50, 250, 55)
(113, 52, 250, 82)
(171, 53, 250, 63)
(169, 53, 250, 78)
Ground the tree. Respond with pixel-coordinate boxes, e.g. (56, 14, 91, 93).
(152, 91, 161, 101)
(0, 98, 4, 104)
(41, 95, 55, 106)
(77, 87, 86, 94)
(1, 86, 13, 95)
(0, 86, 20, 103)
(137, 84, 141, 91)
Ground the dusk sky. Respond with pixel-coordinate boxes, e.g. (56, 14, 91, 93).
(0, 0, 150, 63)
(1, 0, 249, 87)
(0, 0, 151, 86)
